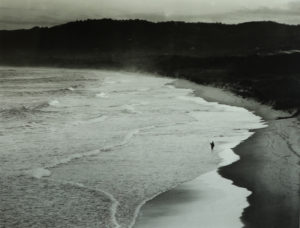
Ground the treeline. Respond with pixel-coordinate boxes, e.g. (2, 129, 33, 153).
(1, 19, 300, 57)
(0, 19, 300, 111)
(140, 54, 300, 111)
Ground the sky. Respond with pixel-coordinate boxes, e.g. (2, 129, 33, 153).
(0, 0, 300, 29)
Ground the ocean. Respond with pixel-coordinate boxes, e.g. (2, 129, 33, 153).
(0, 67, 264, 228)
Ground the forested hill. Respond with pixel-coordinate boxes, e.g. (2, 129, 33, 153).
(1, 19, 300, 111)
(1, 19, 300, 59)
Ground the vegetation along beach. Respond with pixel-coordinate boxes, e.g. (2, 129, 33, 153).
(0, 13, 299, 228)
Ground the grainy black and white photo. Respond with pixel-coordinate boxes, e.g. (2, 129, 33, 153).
(0, 0, 299, 227)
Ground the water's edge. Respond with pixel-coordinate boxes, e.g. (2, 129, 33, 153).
(171, 79, 300, 228)
(132, 79, 266, 228)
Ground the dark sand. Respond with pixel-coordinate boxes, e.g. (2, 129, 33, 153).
(221, 120, 300, 228)
(173, 80, 300, 228)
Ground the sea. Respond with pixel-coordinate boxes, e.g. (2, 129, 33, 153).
(0, 67, 265, 228)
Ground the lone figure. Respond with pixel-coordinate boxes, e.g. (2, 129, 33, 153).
(210, 141, 215, 151)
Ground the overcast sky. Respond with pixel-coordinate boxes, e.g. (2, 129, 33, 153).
(1, 0, 300, 29)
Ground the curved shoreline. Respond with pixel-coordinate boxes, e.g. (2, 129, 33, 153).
(133, 143, 257, 228)
(173, 79, 300, 228)
(1, 67, 298, 228)
(133, 80, 266, 228)
(220, 122, 300, 228)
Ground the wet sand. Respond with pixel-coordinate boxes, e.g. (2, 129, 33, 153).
(134, 145, 257, 228)
(222, 119, 300, 228)
(174, 80, 300, 228)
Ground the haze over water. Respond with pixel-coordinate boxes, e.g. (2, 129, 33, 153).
(0, 67, 264, 227)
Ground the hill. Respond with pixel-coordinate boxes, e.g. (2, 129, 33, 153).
(0, 19, 300, 111)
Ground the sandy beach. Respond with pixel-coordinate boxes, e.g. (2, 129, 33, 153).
(224, 119, 300, 228)
(173, 80, 300, 228)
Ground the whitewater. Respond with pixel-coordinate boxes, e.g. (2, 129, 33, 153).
(0, 67, 265, 228)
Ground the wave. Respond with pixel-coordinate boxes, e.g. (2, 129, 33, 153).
(0, 104, 48, 119)
(96, 92, 107, 98)
(47, 86, 78, 94)
(132, 133, 265, 228)
(48, 100, 60, 106)
(0, 99, 63, 119)
(2, 85, 80, 97)
(42, 87, 77, 95)
(73, 115, 108, 126)
(26, 128, 143, 181)
(0, 106, 33, 118)
(27, 168, 52, 179)
(131, 85, 266, 228)
(45, 178, 121, 228)
(128, 182, 181, 228)
(121, 104, 141, 114)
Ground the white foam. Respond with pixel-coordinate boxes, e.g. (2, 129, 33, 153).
(134, 133, 265, 228)
(49, 149, 100, 169)
(133, 94, 266, 228)
(72, 115, 108, 126)
(96, 92, 108, 98)
(177, 95, 207, 104)
(87, 115, 108, 123)
(28, 167, 52, 179)
(49, 100, 60, 106)
(43, 128, 141, 173)
(46, 178, 121, 228)
(1, 68, 271, 228)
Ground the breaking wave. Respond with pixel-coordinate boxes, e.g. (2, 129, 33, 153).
(0, 103, 50, 119)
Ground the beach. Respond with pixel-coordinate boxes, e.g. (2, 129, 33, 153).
(226, 119, 300, 228)
(134, 81, 267, 228)
(0, 67, 298, 228)
(173, 80, 300, 228)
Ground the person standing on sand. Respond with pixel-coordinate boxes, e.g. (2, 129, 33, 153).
(210, 141, 215, 151)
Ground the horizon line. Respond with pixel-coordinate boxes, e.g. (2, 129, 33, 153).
(1, 17, 299, 32)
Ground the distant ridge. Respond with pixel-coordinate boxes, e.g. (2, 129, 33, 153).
(1, 18, 300, 58)
(4, 18, 298, 31)
(0, 19, 300, 111)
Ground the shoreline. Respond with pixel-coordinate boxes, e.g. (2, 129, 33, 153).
(173, 79, 300, 228)
(133, 79, 266, 228)
(1, 66, 299, 227)
(133, 141, 259, 228)
(222, 123, 300, 228)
